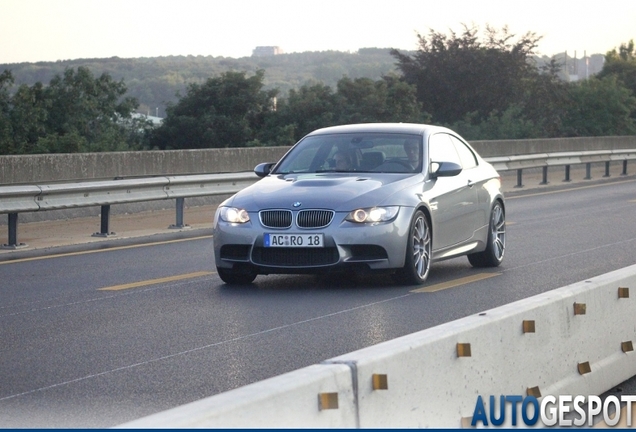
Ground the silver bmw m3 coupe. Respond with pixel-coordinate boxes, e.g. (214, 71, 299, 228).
(213, 123, 505, 285)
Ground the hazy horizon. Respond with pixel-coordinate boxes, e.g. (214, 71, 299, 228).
(2, 0, 634, 65)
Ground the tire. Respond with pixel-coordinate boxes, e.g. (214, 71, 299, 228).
(217, 267, 257, 285)
(468, 201, 505, 268)
(393, 210, 431, 285)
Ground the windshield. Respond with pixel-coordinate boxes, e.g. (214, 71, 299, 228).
(273, 133, 423, 174)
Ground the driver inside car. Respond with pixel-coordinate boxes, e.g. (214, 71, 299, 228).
(333, 151, 353, 171)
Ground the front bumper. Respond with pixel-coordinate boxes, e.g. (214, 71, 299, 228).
(213, 208, 414, 275)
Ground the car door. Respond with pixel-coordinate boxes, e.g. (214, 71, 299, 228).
(448, 134, 490, 231)
(428, 133, 479, 249)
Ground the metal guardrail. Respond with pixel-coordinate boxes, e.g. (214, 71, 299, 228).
(1, 150, 635, 249)
(489, 149, 636, 187)
(0, 172, 259, 249)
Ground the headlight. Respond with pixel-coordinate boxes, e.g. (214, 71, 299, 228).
(219, 207, 250, 224)
(345, 206, 399, 223)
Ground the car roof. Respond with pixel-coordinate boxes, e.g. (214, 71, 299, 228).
(305, 123, 451, 137)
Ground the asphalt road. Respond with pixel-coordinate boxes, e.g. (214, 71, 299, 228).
(1, 177, 636, 427)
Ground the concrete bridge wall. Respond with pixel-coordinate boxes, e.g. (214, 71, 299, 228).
(2, 136, 635, 185)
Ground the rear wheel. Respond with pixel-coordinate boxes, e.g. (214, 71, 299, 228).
(217, 267, 257, 285)
(468, 201, 505, 267)
(393, 210, 431, 285)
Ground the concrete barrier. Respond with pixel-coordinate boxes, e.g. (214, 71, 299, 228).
(0, 147, 290, 184)
(2, 136, 635, 224)
(2, 136, 636, 185)
(117, 364, 358, 428)
(331, 266, 636, 427)
(472, 136, 636, 159)
(118, 264, 636, 428)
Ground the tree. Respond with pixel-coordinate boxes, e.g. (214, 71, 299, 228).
(451, 58, 570, 140)
(8, 82, 49, 153)
(149, 70, 278, 149)
(0, 67, 145, 154)
(560, 76, 636, 136)
(597, 40, 636, 111)
(258, 76, 429, 146)
(43, 66, 141, 152)
(263, 82, 338, 145)
(0, 70, 14, 154)
(391, 25, 542, 124)
(449, 104, 542, 140)
(336, 76, 428, 124)
(521, 58, 570, 137)
(381, 75, 431, 123)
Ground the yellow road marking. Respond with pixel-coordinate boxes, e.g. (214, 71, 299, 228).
(98, 271, 215, 291)
(412, 273, 501, 293)
(0, 235, 213, 265)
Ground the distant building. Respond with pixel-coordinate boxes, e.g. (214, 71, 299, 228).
(564, 51, 605, 81)
(252, 46, 284, 57)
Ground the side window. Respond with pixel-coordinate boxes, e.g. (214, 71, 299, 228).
(429, 134, 461, 166)
(450, 135, 477, 169)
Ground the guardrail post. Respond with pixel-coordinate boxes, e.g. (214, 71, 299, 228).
(621, 160, 628, 176)
(169, 197, 190, 229)
(540, 166, 549, 185)
(564, 165, 571, 182)
(585, 163, 592, 180)
(92, 205, 116, 237)
(515, 169, 523, 188)
(604, 161, 611, 178)
(2, 213, 27, 249)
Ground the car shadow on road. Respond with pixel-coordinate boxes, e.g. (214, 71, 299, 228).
(216, 272, 400, 293)
(215, 257, 479, 294)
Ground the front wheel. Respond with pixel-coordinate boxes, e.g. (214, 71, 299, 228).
(468, 201, 505, 267)
(217, 267, 257, 285)
(393, 210, 431, 285)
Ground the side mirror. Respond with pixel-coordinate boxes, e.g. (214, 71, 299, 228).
(431, 161, 462, 178)
(254, 162, 276, 178)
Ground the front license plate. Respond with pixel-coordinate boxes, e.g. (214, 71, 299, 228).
(264, 233, 324, 248)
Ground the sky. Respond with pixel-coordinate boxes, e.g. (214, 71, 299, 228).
(2, 0, 635, 64)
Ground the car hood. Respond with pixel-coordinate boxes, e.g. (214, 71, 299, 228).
(227, 173, 422, 211)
